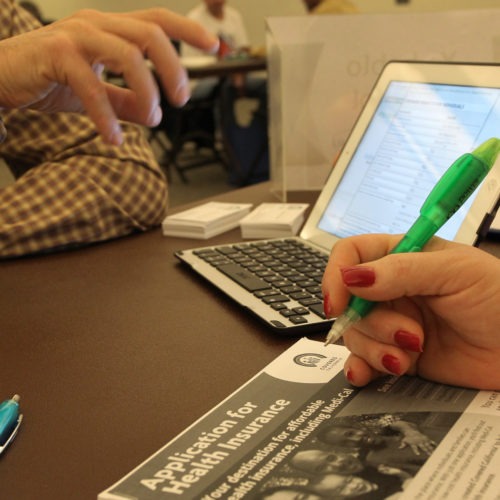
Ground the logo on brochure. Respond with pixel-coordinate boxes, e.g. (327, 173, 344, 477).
(293, 353, 327, 367)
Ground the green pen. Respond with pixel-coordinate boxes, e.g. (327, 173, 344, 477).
(325, 137, 500, 346)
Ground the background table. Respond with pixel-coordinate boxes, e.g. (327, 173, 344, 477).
(1, 182, 498, 499)
(182, 55, 267, 79)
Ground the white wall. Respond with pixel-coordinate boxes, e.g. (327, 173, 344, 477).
(37, 1, 305, 48)
(37, 0, 499, 47)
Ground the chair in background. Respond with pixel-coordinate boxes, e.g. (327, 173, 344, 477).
(150, 79, 229, 183)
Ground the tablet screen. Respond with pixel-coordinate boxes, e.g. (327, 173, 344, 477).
(317, 80, 500, 240)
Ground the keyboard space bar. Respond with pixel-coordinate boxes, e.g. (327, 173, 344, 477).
(217, 263, 271, 292)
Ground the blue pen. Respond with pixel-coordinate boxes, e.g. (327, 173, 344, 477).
(0, 394, 23, 455)
(325, 137, 500, 346)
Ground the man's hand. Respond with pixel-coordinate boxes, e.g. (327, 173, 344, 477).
(0, 8, 218, 144)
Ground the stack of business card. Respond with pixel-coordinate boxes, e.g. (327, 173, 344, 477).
(240, 203, 309, 239)
(162, 202, 252, 239)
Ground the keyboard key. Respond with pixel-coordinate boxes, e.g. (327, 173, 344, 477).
(280, 309, 298, 318)
(268, 264, 289, 272)
(292, 307, 310, 315)
(299, 297, 322, 306)
(289, 316, 308, 324)
(193, 249, 218, 256)
(216, 246, 239, 255)
(273, 280, 294, 289)
(309, 303, 327, 318)
(248, 264, 268, 272)
(254, 289, 280, 298)
(217, 263, 271, 291)
(306, 270, 324, 279)
(256, 270, 276, 277)
(271, 303, 288, 311)
(262, 295, 290, 304)
(289, 291, 312, 300)
(263, 275, 283, 283)
(297, 279, 317, 288)
(280, 272, 304, 281)
(204, 255, 230, 265)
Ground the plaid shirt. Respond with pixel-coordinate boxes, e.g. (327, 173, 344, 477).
(0, 0, 168, 258)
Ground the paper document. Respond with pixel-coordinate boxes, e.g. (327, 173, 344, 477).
(99, 338, 500, 499)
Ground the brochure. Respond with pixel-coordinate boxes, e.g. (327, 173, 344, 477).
(99, 338, 500, 499)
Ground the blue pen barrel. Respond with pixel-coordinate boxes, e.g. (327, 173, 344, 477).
(0, 396, 20, 446)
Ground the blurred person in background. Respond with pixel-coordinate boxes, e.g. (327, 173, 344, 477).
(181, 0, 269, 187)
(182, 0, 249, 59)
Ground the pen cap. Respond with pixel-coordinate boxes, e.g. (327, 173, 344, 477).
(420, 139, 500, 228)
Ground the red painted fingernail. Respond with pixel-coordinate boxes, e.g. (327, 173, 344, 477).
(394, 330, 422, 352)
(382, 354, 401, 375)
(341, 266, 376, 287)
(323, 293, 332, 318)
(346, 368, 354, 383)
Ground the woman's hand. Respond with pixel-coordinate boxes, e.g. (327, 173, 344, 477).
(322, 235, 500, 390)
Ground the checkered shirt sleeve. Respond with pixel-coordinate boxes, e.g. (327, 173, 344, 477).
(0, 0, 168, 258)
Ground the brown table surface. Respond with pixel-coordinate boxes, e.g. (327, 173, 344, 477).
(1, 182, 499, 500)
